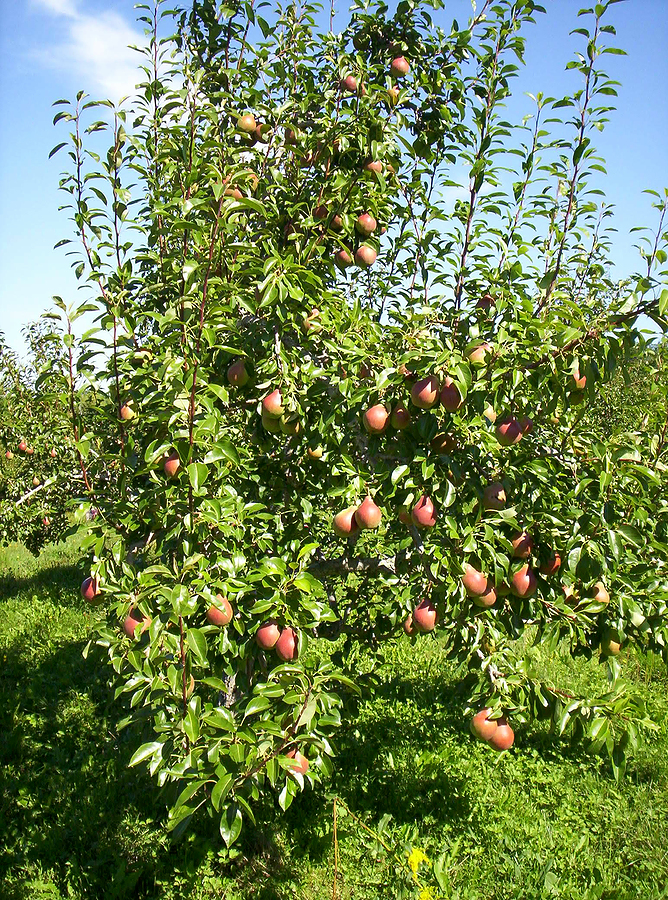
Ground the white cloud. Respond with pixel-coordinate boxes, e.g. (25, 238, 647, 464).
(32, 0, 78, 18)
(32, 1, 146, 100)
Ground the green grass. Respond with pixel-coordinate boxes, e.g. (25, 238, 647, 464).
(1, 539, 668, 899)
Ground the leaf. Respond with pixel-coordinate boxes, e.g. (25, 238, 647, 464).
(188, 462, 208, 491)
(211, 773, 233, 811)
(220, 803, 243, 846)
(243, 696, 271, 718)
(204, 440, 239, 465)
(618, 524, 642, 547)
(391, 464, 409, 485)
(186, 627, 208, 663)
(128, 741, 162, 767)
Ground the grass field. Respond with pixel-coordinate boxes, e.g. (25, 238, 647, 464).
(1, 537, 668, 900)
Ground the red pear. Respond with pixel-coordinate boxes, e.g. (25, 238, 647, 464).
(50, 447, 57, 458)
(430, 432, 457, 453)
(81, 575, 101, 604)
(286, 748, 309, 775)
(333, 506, 361, 538)
(411, 375, 439, 410)
(206, 595, 233, 626)
(163, 451, 180, 478)
(237, 113, 256, 133)
(511, 531, 533, 559)
(471, 708, 498, 742)
(390, 403, 411, 430)
(18, 441, 27, 452)
(335, 249, 353, 270)
(483, 482, 506, 511)
(123, 609, 151, 640)
(487, 718, 514, 751)
(364, 160, 383, 174)
(355, 245, 377, 268)
(476, 293, 495, 312)
(496, 417, 522, 446)
(356, 213, 377, 237)
(227, 359, 249, 387)
(440, 377, 463, 413)
(539, 551, 562, 576)
(119, 403, 135, 421)
(5, 450, 14, 460)
(572, 368, 586, 391)
(472, 582, 497, 608)
(592, 581, 610, 605)
(390, 56, 410, 77)
(411, 495, 436, 528)
(340, 74, 358, 93)
(262, 389, 284, 418)
(363, 404, 389, 434)
(462, 564, 488, 597)
(510, 564, 537, 598)
(413, 599, 437, 632)
(467, 342, 492, 366)
(275, 627, 299, 661)
(256, 620, 281, 649)
(355, 496, 382, 530)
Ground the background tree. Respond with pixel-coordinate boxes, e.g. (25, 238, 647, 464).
(41, 0, 668, 847)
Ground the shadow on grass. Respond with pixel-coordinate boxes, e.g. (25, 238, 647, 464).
(0, 560, 84, 609)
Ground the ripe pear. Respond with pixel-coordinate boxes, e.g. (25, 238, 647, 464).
(355, 495, 382, 530)
(237, 113, 257, 133)
(390, 403, 411, 430)
(364, 159, 383, 174)
(476, 293, 495, 312)
(333, 506, 360, 537)
(275, 627, 299, 661)
(227, 359, 249, 386)
(472, 583, 497, 608)
(510, 564, 537, 598)
(163, 451, 181, 478)
(286, 748, 309, 775)
(572, 368, 586, 391)
(511, 531, 533, 559)
(403, 614, 416, 636)
(467, 342, 492, 366)
(471, 708, 498, 742)
(496, 417, 522, 446)
(303, 309, 322, 333)
(363, 404, 389, 434)
(262, 389, 284, 418)
(123, 609, 151, 640)
(539, 551, 561, 576)
(487, 718, 514, 751)
(256, 620, 280, 649)
(81, 575, 101, 604)
(307, 446, 323, 459)
(279, 415, 301, 435)
(411, 375, 439, 410)
(335, 249, 353, 270)
(390, 56, 410, 77)
(440, 377, 463, 412)
(482, 482, 506, 511)
(341, 74, 358, 92)
(261, 410, 281, 433)
(411, 495, 436, 528)
(119, 402, 135, 421)
(413, 599, 437, 632)
(5, 450, 14, 459)
(206, 595, 233, 626)
(355, 245, 377, 268)
(462, 563, 488, 597)
(356, 213, 377, 237)
(600, 627, 621, 657)
(430, 432, 458, 453)
(592, 581, 610, 605)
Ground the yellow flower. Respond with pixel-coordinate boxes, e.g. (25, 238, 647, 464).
(419, 889, 434, 900)
(407, 846, 429, 877)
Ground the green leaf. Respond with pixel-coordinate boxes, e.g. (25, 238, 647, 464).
(220, 803, 243, 846)
(186, 627, 208, 663)
(188, 462, 209, 491)
(128, 741, 162, 767)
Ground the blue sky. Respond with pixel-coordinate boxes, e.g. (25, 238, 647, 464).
(0, 0, 666, 355)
